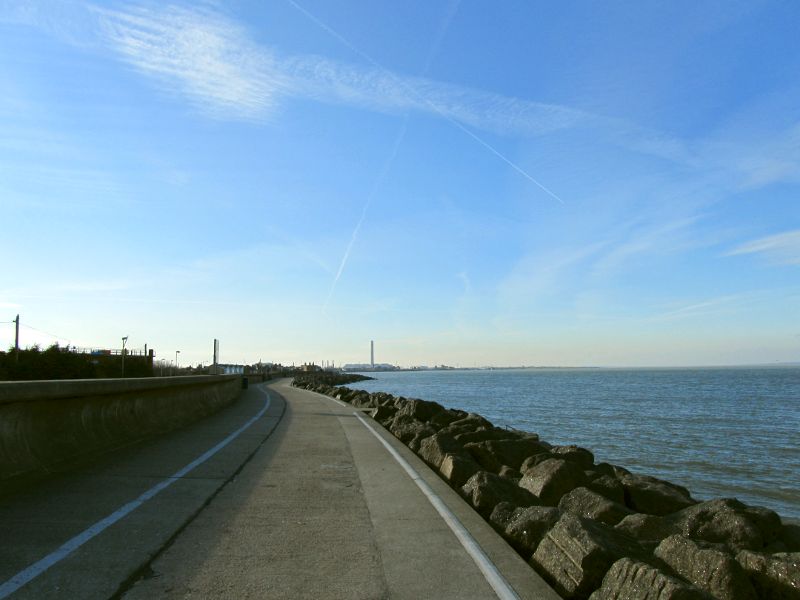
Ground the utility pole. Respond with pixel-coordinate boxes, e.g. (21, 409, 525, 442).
(14, 314, 19, 363)
(121, 336, 128, 378)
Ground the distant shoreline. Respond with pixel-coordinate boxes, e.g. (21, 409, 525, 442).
(347, 363, 800, 373)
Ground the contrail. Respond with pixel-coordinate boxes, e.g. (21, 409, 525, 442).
(322, 119, 409, 312)
(421, 0, 462, 75)
(319, 1, 462, 312)
(287, 0, 565, 205)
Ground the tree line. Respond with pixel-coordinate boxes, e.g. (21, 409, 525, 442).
(0, 344, 153, 381)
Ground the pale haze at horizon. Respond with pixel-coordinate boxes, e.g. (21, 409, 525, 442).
(2, 1, 799, 368)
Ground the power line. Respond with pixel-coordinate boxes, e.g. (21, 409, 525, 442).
(20, 323, 69, 341)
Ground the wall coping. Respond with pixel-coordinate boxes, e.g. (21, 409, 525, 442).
(0, 375, 242, 405)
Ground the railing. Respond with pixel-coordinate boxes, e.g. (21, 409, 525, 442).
(68, 347, 150, 357)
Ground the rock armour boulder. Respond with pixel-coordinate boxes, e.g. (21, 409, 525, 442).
(519, 458, 586, 506)
(550, 445, 595, 470)
(531, 512, 646, 599)
(589, 558, 712, 600)
(736, 550, 800, 600)
(461, 471, 538, 517)
(440, 453, 481, 488)
(558, 486, 633, 526)
(620, 473, 696, 515)
(666, 498, 782, 551)
(497, 505, 561, 558)
(396, 398, 446, 423)
(654, 534, 757, 600)
(585, 474, 626, 505)
(614, 513, 678, 548)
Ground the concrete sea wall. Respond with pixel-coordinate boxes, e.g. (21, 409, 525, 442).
(0, 375, 244, 486)
(295, 379, 800, 600)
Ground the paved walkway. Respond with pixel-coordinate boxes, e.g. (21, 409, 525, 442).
(0, 380, 558, 599)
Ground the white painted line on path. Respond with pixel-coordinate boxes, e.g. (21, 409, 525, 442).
(353, 411, 521, 600)
(0, 387, 273, 599)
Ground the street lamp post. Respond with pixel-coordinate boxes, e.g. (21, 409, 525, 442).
(175, 350, 180, 375)
(121, 336, 128, 378)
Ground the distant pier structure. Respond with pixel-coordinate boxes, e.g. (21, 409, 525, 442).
(370, 340, 374, 369)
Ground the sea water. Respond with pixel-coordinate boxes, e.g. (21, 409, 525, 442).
(345, 367, 800, 519)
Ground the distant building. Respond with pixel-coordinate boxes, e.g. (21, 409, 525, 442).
(342, 363, 399, 372)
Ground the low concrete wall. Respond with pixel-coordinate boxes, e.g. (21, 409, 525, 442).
(0, 375, 243, 485)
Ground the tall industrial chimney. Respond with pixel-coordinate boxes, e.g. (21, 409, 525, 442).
(370, 340, 374, 369)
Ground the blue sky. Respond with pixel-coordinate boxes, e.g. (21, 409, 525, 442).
(2, 0, 799, 367)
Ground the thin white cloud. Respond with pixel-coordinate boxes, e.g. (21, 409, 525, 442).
(83, 2, 587, 136)
(92, 4, 290, 121)
(727, 229, 800, 265)
(286, 55, 587, 136)
(590, 215, 705, 278)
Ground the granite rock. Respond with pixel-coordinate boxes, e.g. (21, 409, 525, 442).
(519, 458, 587, 506)
(667, 498, 782, 551)
(654, 534, 757, 600)
(559, 486, 634, 526)
(589, 558, 712, 600)
(736, 550, 800, 600)
(460, 470, 538, 517)
(620, 473, 696, 515)
(531, 512, 646, 599)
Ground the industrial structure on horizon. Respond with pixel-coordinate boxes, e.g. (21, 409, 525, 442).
(342, 339, 398, 372)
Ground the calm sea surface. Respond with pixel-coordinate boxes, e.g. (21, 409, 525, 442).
(345, 367, 800, 519)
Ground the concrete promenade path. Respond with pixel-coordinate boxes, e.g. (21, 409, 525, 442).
(0, 379, 559, 599)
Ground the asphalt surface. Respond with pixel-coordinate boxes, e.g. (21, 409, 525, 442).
(0, 379, 559, 599)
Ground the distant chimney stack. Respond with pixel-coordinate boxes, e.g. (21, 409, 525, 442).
(370, 340, 374, 369)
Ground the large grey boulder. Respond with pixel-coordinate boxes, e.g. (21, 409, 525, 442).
(463, 440, 504, 473)
(460, 471, 538, 517)
(779, 522, 800, 552)
(654, 534, 757, 600)
(465, 437, 550, 473)
(408, 430, 436, 452)
(550, 445, 595, 470)
(370, 404, 397, 427)
(619, 473, 696, 515)
(501, 505, 561, 558)
(417, 432, 463, 470)
(498, 465, 522, 481)
(350, 391, 374, 408)
(454, 427, 525, 444)
(370, 392, 395, 406)
(666, 498, 782, 551)
(521, 452, 555, 473)
(428, 408, 468, 429)
(736, 550, 800, 600)
(334, 388, 354, 402)
(594, 462, 631, 480)
(519, 458, 586, 506)
(395, 397, 446, 423)
(439, 413, 494, 436)
(586, 474, 626, 505)
(489, 501, 518, 532)
(531, 512, 646, 599)
(388, 414, 435, 445)
(589, 558, 712, 600)
(558, 486, 633, 526)
(614, 513, 678, 547)
(440, 453, 482, 488)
